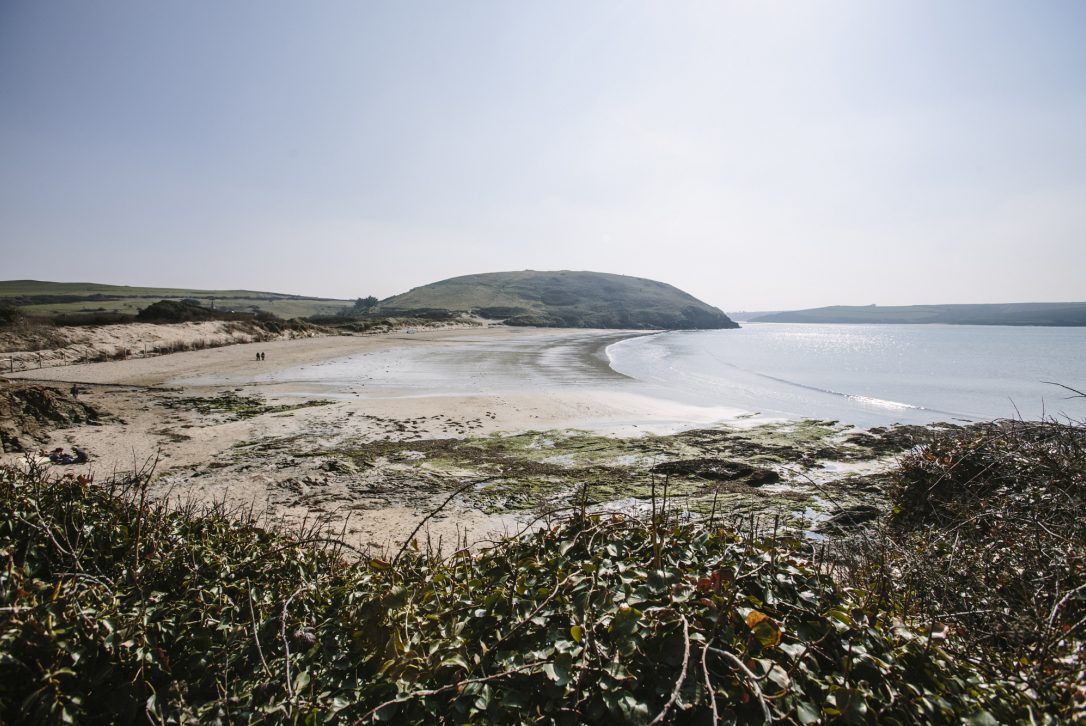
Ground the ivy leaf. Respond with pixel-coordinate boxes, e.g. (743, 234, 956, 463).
(473, 684, 493, 710)
(830, 688, 868, 724)
(610, 605, 642, 636)
(795, 699, 820, 725)
(745, 610, 781, 647)
(440, 654, 470, 672)
(373, 702, 399, 722)
(544, 652, 573, 686)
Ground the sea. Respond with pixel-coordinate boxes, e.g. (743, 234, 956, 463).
(606, 323, 1086, 428)
(233, 323, 1086, 430)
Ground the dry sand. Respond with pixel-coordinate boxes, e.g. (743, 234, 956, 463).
(3, 327, 744, 552)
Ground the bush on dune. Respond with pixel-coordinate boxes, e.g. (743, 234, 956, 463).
(136, 300, 220, 323)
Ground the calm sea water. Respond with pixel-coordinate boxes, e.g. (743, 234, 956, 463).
(607, 323, 1086, 427)
(209, 325, 1086, 430)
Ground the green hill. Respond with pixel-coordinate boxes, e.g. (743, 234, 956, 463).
(373, 270, 738, 329)
(0, 280, 354, 320)
(751, 302, 1086, 326)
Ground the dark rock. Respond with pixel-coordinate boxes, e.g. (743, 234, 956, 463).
(820, 504, 881, 529)
(652, 458, 780, 486)
(0, 382, 106, 452)
(320, 458, 358, 474)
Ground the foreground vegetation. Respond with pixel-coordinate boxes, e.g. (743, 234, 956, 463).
(834, 418, 1086, 717)
(1, 418, 1082, 723)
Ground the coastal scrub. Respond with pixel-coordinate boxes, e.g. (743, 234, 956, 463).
(0, 459, 1050, 723)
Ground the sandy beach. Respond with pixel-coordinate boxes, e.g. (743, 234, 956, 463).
(3, 327, 748, 552)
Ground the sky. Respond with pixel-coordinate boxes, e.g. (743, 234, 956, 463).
(1, 1, 1084, 311)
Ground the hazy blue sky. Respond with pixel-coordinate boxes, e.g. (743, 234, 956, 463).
(2, 1, 1084, 310)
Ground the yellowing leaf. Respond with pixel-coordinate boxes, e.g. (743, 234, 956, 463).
(745, 609, 769, 629)
(745, 609, 781, 647)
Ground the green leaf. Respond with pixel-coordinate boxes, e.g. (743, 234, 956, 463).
(779, 641, 805, 659)
(440, 654, 470, 672)
(570, 625, 583, 643)
(609, 605, 642, 636)
(473, 684, 493, 710)
(544, 652, 573, 686)
(796, 699, 820, 725)
(831, 688, 868, 724)
(374, 702, 399, 722)
(618, 693, 651, 725)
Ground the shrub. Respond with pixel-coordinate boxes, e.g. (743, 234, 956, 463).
(0, 306, 22, 328)
(53, 311, 136, 326)
(834, 418, 1086, 719)
(474, 307, 531, 319)
(136, 299, 219, 323)
(0, 464, 1037, 724)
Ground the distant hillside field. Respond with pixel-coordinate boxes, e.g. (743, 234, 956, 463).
(751, 302, 1086, 326)
(374, 270, 738, 329)
(726, 310, 781, 322)
(0, 280, 354, 320)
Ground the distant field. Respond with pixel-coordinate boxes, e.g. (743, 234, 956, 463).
(0, 280, 354, 320)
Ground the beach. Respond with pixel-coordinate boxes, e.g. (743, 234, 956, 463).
(10, 322, 1077, 553)
(2, 327, 750, 551)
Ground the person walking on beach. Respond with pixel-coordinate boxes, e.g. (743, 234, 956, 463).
(70, 384, 78, 398)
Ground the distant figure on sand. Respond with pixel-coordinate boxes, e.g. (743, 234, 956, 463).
(260, 352, 265, 361)
(256, 352, 261, 361)
(70, 384, 78, 398)
(47, 446, 90, 465)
